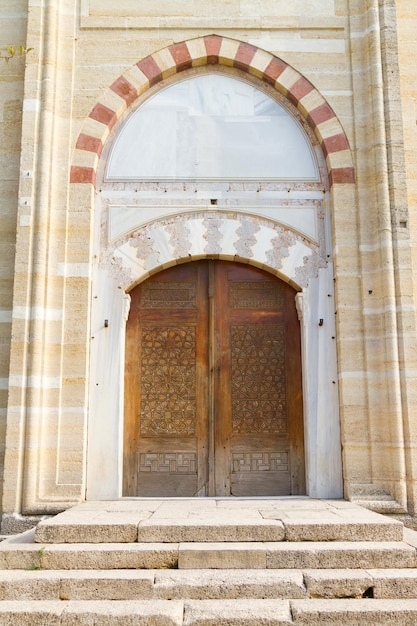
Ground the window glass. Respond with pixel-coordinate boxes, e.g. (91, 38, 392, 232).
(106, 74, 319, 181)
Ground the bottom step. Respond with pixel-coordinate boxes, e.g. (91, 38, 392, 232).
(2, 599, 417, 625)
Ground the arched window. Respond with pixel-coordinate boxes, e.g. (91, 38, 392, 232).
(106, 74, 319, 181)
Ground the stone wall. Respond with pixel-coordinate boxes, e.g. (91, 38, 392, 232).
(2, 0, 417, 525)
(397, 0, 417, 512)
(0, 0, 28, 517)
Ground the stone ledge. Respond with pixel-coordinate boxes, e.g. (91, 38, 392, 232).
(1, 599, 417, 625)
(290, 598, 417, 625)
(3, 568, 417, 601)
(33, 499, 404, 544)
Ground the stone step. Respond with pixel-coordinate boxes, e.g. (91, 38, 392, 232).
(290, 599, 417, 625)
(2, 599, 417, 625)
(0, 539, 179, 571)
(34, 500, 403, 544)
(304, 568, 417, 599)
(178, 541, 417, 570)
(0, 537, 415, 570)
(2, 500, 417, 624)
(0, 569, 305, 600)
(2, 568, 417, 601)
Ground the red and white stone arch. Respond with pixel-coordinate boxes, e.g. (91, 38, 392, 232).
(70, 34, 354, 189)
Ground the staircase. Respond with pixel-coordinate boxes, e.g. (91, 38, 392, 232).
(1, 498, 417, 624)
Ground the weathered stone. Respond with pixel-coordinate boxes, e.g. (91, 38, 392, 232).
(303, 569, 374, 599)
(138, 519, 286, 543)
(282, 519, 403, 542)
(0, 600, 184, 625)
(266, 542, 417, 570)
(290, 598, 417, 625)
(178, 543, 266, 570)
(61, 600, 184, 625)
(371, 569, 417, 599)
(0, 503, 416, 624)
(3, 1, 417, 527)
(35, 511, 147, 543)
(41, 543, 179, 571)
(59, 570, 155, 601)
(0, 570, 62, 600)
(155, 569, 306, 599)
(183, 599, 293, 625)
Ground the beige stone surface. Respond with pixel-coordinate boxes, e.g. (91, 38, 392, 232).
(178, 543, 266, 570)
(137, 519, 286, 543)
(154, 569, 306, 600)
(34, 499, 404, 544)
(263, 509, 403, 542)
(5, 565, 417, 602)
(0, 569, 156, 601)
(290, 598, 417, 625)
(0, 601, 63, 625)
(183, 599, 293, 625)
(35, 511, 151, 543)
(0, 570, 63, 600)
(303, 569, 374, 599)
(0, 0, 417, 525)
(0, 538, 179, 570)
(61, 570, 157, 601)
(41, 543, 179, 571)
(1, 503, 417, 623)
(265, 542, 417, 570)
(0, 542, 42, 570)
(0, 600, 184, 625)
(64, 600, 185, 625)
(0, 568, 307, 601)
(3, 598, 417, 625)
(0, 0, 28, 514)
(371, 568, 417, 599)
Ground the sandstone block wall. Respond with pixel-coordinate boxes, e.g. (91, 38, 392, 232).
(0, 0, 28, 515)
(1, 0, 417, 523)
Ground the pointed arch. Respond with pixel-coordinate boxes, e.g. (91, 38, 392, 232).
(70, 35, 354, 188)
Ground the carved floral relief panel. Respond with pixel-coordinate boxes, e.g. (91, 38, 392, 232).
(140, 326, 196, 436)
(231, 324, 287, 434)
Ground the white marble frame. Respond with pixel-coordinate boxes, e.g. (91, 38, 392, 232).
(86, 203, 343, 500)
(86, 68, 342, 500)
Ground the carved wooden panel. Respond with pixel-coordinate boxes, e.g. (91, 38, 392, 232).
(140, 326, 196, 436)
(230, 324, 287, 434)
(232, 451, 289, 473)
(139, 452, 197, 474)
(125, 260, 304, 498)
(230, 281, 284, 309)
(141, 282, 196, 309)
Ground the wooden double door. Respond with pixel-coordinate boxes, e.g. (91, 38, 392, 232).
(123, 261, 305, 497)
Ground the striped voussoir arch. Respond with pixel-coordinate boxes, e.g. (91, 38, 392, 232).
(70, 34, 355, 188)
